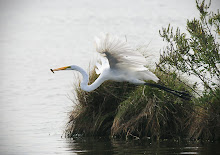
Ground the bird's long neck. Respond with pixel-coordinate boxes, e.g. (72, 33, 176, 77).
(74, 66, 106, 92)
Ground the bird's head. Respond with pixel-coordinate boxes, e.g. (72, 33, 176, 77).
(50, 66, 72, 73)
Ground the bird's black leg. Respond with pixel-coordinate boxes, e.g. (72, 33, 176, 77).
(144, 82, 191, 100)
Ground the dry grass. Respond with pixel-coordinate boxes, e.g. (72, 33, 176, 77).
(187, 89, 220, 141)
(111, 70, 193, 140)
(65, 68, 136, 137)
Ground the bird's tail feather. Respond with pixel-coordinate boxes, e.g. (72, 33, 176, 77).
(144, 82, 191, 100)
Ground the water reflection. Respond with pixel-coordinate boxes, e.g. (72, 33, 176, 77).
(65, 137, 220, 155)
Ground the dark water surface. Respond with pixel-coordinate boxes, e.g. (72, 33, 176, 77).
(65, 137, 220, 154)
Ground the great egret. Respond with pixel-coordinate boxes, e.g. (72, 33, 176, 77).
(51, 33, 190, 100)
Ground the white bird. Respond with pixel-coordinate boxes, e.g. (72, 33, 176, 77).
(51, 33, 190, 100)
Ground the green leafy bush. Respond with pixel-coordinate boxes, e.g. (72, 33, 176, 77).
(158, 0, 219, 92)
(158, 0, 220, 141)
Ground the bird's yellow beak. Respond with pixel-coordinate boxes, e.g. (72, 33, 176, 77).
(50, 66, 71, 73)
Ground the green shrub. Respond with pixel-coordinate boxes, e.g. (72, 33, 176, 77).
(158, 0, 220, 141)
(158, 0, 219, 93)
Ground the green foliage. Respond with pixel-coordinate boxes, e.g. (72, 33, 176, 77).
(157, 0, 220, 141)
(158, 0, 220, 92)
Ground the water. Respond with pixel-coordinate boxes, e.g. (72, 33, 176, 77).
(0, 0, 219, 154)
(67, 137, 220, 154)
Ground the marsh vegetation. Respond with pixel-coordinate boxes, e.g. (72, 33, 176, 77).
(66, 0, 219, 142)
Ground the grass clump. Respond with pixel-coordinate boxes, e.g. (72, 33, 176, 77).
(66, 68, 194, 140)
(187, 88, 220, 141)
(65, 69, 136, 137)
(111, 70, 193, 140)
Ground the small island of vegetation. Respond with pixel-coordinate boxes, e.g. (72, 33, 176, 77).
(66, 0, 219, 142)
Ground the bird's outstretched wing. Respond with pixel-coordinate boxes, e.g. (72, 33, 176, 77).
(95, 33, 147, 71)
(94, 33, 159, 83)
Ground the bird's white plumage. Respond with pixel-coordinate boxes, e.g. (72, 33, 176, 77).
(94, 33, 159, 83)
(52, 33, 159, 92)
(95, 57, 109, 75)
(51, 34, 191, 99)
